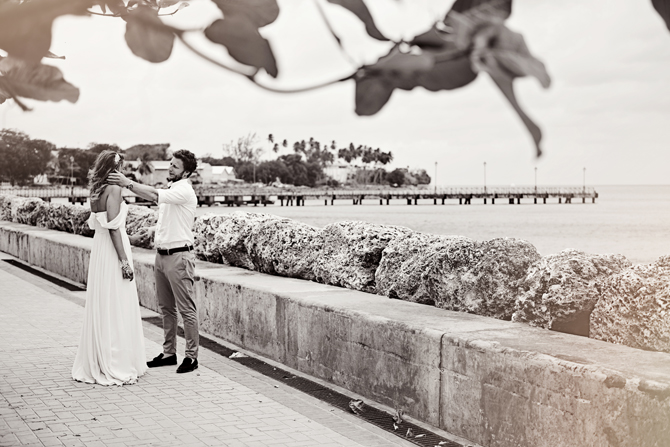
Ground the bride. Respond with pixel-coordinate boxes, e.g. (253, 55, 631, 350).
(72, 150, 147, 385)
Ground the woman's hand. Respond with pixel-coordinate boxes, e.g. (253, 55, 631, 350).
(120, 260, 134, 281)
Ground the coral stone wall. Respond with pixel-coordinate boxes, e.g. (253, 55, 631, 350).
(1, 193, 668, 353)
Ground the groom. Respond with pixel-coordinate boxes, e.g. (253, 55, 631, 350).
(108, 149, 200, 374)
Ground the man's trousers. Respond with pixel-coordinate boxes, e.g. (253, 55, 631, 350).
(154, 251, 199, 359)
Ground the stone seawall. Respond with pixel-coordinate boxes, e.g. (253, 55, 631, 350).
(2, 220, 669, 447)
(3, 194, 669, 354)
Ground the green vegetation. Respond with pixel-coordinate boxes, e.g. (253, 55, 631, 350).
(0, 129, 431, 188)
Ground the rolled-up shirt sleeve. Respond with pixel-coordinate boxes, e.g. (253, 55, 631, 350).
(157, 182, 191, 205)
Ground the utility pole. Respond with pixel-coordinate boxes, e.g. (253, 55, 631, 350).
(483, 161, 487, 194)
(69, 156, 74, 188)
(434, 161, 437, 194)
(534, 166, 537, 193)
(583, 167, 586, 193)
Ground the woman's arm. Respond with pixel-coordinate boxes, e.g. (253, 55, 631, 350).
(106, 186, 129, 263)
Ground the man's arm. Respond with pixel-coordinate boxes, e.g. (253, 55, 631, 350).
(107, 171, 159, 202)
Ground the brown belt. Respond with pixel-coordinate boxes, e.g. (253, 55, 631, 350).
(157, 246, 193, 255)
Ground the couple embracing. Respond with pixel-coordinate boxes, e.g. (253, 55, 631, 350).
(71, 149, 201, 386)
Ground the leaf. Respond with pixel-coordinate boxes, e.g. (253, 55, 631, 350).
(229, 352, 248, 358)
(353, 47, 440, 115)
(354, 75, 394, 116)
(94, 0, 107, 13)
(486, 26, 550, 87)
(0, 57, 79, 105)
(205, 17, 278, 77)
(417, 51, 478, 91)
(363, 47, 435, 91)
(494, 49, 550, 88)
(210, 0, 279, 28)
(392, 408, 404, 424)
(410, 27, 451, 49)
(372, 47, 434, 78)
(93, 0, 126, 14)
(432, 8, 547, 156)
(450, 0, 512, 19)
(124, 6, 174, 63)
(45, 51, 65, 60)
(445, 11, 478, 50)
(652, 0, 670, 30)
(405, 428, 414, 438)
(105, 0, 127, 15)
(0, 0, 92, 64)
(326, 0, 388, 41)
(0, 86, 10, 105)
(348, 399, 364, 414)
(483, 55, 543, 156)
(409, 25, 478, 91)
(315, 0, 343, 48)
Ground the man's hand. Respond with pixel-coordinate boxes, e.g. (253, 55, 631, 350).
(108, 170, 131, 188)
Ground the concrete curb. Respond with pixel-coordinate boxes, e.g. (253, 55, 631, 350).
(1, 220, 669, 447)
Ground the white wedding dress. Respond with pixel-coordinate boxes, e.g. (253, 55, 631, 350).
(72, 202, 147, 385)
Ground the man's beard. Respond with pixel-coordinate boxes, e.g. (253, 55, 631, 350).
(167, 173, 180, 182)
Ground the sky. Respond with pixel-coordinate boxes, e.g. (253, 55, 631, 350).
(2, 0, 670, 186)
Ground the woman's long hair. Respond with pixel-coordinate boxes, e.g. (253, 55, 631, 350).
(88, 150, 124, 201)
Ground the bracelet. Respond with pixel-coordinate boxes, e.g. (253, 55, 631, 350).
(120, 260, 134, 280)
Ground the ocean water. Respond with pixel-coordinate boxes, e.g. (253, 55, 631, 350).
(195, 185, 670, 264)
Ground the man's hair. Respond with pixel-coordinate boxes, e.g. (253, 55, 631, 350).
(173, 149, 198, 176)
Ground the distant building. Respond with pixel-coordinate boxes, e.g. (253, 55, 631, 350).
(211, 166, 237, 183)
(323, 162, 358, 184)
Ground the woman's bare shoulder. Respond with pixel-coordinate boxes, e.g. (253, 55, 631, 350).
(106, 184, 122, 195)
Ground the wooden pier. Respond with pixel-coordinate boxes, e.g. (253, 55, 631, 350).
(269, 187, 598, 206)
(1, 186, 598, 207)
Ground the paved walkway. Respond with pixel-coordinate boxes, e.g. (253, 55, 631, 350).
(0, 252, 425, 447)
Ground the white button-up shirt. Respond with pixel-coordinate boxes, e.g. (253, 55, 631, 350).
(154, 179, 197, 250)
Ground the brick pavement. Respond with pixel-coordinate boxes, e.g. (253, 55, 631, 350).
(0, 253, 430, 447)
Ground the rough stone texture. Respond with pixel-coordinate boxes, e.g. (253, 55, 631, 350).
(376, 233, 472, 305)
(125, 205, 157, 249)
(590, 256, 670, 352)
(245, 217, 322, 281)
(440, 335, 670, 447)
(4, 220, 670, 447)
(208, 212, 281, 270)
(0, 194, 15, 220)
(11, 197, 47, 226)
(513, 249, 631, 333)
(69, 205, 95, 237)
(313, 221, 412, 293)
(0, 195, 28, 222)
(193, 213, 228, 263)
(0, 195, 92, 237)
(34, 202, 88, 235)
(377, 233, 541, 320)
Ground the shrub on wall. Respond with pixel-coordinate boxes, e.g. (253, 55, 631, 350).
(1, 193, 668, 353)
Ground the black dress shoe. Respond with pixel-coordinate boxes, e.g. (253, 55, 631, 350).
(147, 353, 177, 368)
(176, 358, 198, 374)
